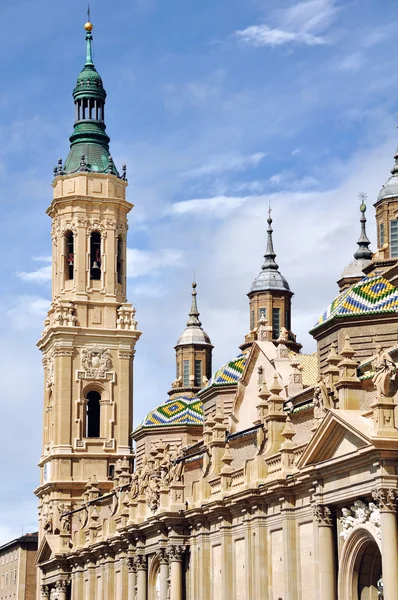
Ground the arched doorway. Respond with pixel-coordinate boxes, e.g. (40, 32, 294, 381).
(339, 525, 382, 600)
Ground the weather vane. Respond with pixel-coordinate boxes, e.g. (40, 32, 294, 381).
(87, 3, 91, 22)
(358, 192, 368, 203)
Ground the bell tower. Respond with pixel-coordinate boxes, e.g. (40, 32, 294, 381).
(35, 20, 141, 542)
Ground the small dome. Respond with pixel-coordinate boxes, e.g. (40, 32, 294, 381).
(176, 325, 212, 347)
(200, 351, 248, 393)
(378, 174, 398, 201)
(250, 269, 290, 293)
(74, 67, 106, 100)
(339, 257, 371, 281)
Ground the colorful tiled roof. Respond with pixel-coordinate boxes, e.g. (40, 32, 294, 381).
(142, 396, 203, 429)
(311, 275, 398, 331)
(200, 352, 248, 392)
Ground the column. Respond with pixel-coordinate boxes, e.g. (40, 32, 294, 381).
(313, 504, 337, 600)
(168, 546, 185, 600)
(135, 555, 147, 600)
(373, 489, 398, 600)
(158, 549, 169, 600)
(55, 580, 68, 600)
(127, 557, 137, 600)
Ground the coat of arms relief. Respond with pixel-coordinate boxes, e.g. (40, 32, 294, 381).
(80, 346, 113, 380)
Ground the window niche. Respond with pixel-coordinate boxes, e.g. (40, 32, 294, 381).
(86, 391, 101, 438)
(64, 230, 74, 280)
(117, 236, 124, 285)
(90, 231, 102, 280)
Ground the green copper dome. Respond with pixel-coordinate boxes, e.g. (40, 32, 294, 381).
(62, 25, 120, 177)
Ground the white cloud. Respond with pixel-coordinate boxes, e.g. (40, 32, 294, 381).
(17, 265, 52, 283)
(5, 295, 49, 331)
(181, 152, 266, 178)
(167, 195, 248, 217)
(236, 0, 337, 47)
(127, 248, 183, 278)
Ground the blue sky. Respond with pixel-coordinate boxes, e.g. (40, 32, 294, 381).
(1, 0, 398, 542)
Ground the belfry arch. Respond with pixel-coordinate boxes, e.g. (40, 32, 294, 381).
(338, 525, 382, 600)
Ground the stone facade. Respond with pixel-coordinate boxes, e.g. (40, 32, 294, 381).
(34, 19, 398, 600)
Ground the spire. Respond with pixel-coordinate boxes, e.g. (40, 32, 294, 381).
(187, 281, 202, 327)
(354, 193, 372, 260)
(61, 18, 121, 177)
(262, 207, 279, 271)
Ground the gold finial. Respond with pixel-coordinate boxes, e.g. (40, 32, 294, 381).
(85, 4, 93, 31)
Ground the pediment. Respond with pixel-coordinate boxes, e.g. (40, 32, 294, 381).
(36, 535, 57, 566)
(298, 410, 373, 469)
(231, 341, 283, 432)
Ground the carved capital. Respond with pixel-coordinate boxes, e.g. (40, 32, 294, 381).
(313, 504, 333, 526)
(168, 545, 185, 562)
(134, 554, 147, 571)
(157, 547, 169, 565)
(40, 585, 50, 599)
(55, 580, 68, 592)
(127, 556, 137, 572)
(372, 488, 398, 511)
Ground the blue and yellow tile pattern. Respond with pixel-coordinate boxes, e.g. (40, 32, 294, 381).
(312, 275, 398, 331)
(200, 352, 248, 392)
(142, 396, 204, 428)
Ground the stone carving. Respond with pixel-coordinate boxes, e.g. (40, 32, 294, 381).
(53, 301, 77, 327)
(257, 317, 272, 341)
(313, 504, 332, 525)
(313, 376, 332, 421)
(134, 554, 147, 571)
(55, 581, 68, 592)
(157, 547, 169, 565)
(372, 488, 398, 511)
(42, 502, 54, 535)
(372, 346, 398, 398)
(129, 446, 185, 512)
(40, 585, 50, 598)
(81, 346, 112, 379)
(340, 500, 381, 540)
(168, 545, 185, 562)
(46, 354, 55, 390)
(58, 503, 71, 534)
(116, 305, 137, 330)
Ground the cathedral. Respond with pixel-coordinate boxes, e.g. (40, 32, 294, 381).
(35, 19, 398, 600)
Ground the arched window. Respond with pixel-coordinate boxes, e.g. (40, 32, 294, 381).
(64, 230, 74, 280)
(90, 231, 101, 280)
(86, 391, 101, 438)
(117, 236, 123, 284)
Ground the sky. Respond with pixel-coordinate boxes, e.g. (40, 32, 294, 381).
(0, 0, 398, 543)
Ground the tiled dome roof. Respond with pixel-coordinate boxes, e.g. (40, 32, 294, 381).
(141, 396, 204, 429)
(200, 352, 248, 392)
(311, 275, 398, 331)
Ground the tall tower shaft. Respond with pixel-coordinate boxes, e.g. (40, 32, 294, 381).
(35, 21, 141, 548)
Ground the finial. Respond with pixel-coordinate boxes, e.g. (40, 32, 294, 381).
(121, 164, 127, 181)
(187, 280, 202, 327)
(354, 192, 372, 261)
(57, 158, 64, 176)
(85, 4, 93, 31)
(105, 155, 115, 174)
(79, 154, 89, 172)
(262, 207, 279, 271)
(84, 10, 94, 67)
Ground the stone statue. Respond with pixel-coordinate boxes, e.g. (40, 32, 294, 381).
(372, 346, 398, 398)
(313, 376, 332, 421)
